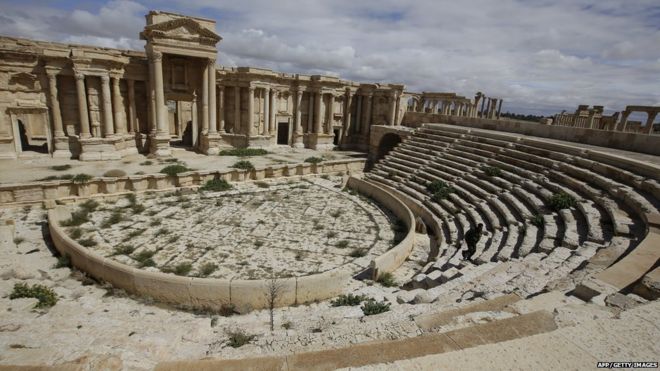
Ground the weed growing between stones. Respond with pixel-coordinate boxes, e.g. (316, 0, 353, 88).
(10, 282, 58, 308)
(219, 148, 268, 157)
(377, 272, 397, 287)
(548, 192, 577, 211)
(200, 179, 232, 192)
(331, 294, 368, 307)
(225, 329, 255, 348)
(361, 299, 390, 316)
(231, 160, 255, 171)
(160, 164, 190, 176)
(304, 156, 323, 164)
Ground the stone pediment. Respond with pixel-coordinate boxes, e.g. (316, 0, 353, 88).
(141, 18, 221, 45)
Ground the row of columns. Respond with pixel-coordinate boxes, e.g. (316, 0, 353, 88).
(63, 70, 138, 140)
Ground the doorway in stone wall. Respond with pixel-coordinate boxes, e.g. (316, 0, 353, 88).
(10, 108, 51, 156)
(277, 122, 288, 145)
(333, 128, 341, 145)
(17, 120, 48, 154)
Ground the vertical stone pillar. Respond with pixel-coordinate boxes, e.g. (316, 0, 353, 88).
(269, 90, 276, 134)
(248, 86, 255, 136)
(307, 92, 314, 133)
(355, 95, 362, 134)
(497, 99, 503, 119)
(111, 76, 126, 134)
(326, 94, 335, 135)
(201, 61, 209, 135)
(152, 51, 167, 135)
(234, 86, 241, 133)
(218, 85, 225, 133)
(208, 59, 217, 134)
(344, 90, 353, 137)
(394, 92, 400, 125)
(147, 62, 155, 133)
(294, 88, 303, 147)
(646, 112, 657, 135)
(47, 72, 64, 137)
(74, 72, 91, 138)
(127, 79, 137, 134)
(389, 92, 397, 125)
(100, 74, 115, 137)
(362, 93, 372, 135)
(314, 91, 322, 134)
(480, 97, 486, 118)
(263, 87, 270, 136)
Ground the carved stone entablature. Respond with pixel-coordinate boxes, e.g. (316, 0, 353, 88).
(0, 51, 39, 67)
(8, 72, 41, 92)
(141, 14, 221, 58)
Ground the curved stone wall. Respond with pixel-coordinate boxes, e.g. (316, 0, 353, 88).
(47, 174, 416, 312)
(345, 177, 416, 279)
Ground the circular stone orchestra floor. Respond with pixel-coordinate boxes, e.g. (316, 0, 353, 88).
(62, 176, 400, 279)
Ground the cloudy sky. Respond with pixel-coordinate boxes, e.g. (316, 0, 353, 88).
(1, 0, 659, 116)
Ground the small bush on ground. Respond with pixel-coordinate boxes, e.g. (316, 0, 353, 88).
(160, 164, 190, 176)
(335, 240, 349, 249)
(133, 250, 156, 267)
(111, 244, 136, 256)
(377, 272, 398, 287)
(103, 169, 127, 178)
(226, 329, 255, 348)
(231, 160, 254, 171)
(361, 299, 391, 316)
(219, 148, 269, 157)
(79, 199, 99, 212)
(484, 166, 502, 177)
(13, 237, 24, 245)
(10, 283, 58, 308)
(200, 179, 232, 192)
(54, 254, 71, 269)
(78, 238, 97, 247)
(304, 156, 323, 164)
(350, 248, 367, 258)
(101, 210, 124, 228)
(69, 227, 83, 239)
(548, 192, 577, 211)
(50, 164, 72, 171)
(72, 173, 93, 184)
(254, 181, 270, 188)
(173, 262, 192, 276)
(219, 304, 237, 317)
(426, 180, 449, 194)
(331, 294, 368, 307)
(426, 180, 455, 201)
(60, 210, 90, 227)
(140, 160, 153, 166)
(199, 262, 218, 277)
(531, 214, 545, 228)
(430, 186, 455, 202)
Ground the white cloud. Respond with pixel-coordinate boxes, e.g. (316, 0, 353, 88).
(0, 0, 658, 115)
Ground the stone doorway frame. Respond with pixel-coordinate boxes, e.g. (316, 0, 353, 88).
(8, 106, 52, 157)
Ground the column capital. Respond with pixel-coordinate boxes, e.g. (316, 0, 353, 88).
(101, 74, 110, 83)
(74, 71, 85, 81)
(208, 57, 216, 66)
(151, 50, 163, 61)
(248, 86, 255, 93)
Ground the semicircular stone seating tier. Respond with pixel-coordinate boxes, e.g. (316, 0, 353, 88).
(365, 123, 660, 305)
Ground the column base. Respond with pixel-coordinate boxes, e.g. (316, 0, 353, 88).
(246, 135, 272, 148)
(308, 133, 335, 150)
(78, 137, 122, 161)
(292, 133, 305, 148)
(199, 133, 225, 155)
(148, 133, 171, 158)
(51, 137, 72, 159)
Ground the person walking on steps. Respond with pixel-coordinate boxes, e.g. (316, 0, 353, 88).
(462, 223, 483, 261)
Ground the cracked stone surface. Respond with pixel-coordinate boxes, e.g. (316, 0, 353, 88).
(61, 176, 399, 279)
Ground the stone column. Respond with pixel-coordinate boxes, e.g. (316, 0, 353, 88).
(152, 51, 167, 135)
(191, 92, 198, 145)
(208, 59, 217, 134)
(497, 99, 503, 119)
(314, 91, 322, 134)
(269, 90, 276, 134)
(362, 93, 372, 135)
(263, 87, 270, 136)
(355, 95, 362, 134)
(218, 86, 225, 133)
(74, 72, 91, 139)
(294, 89, 303, 147)
(480, 97, 486, 118)
(389, 92, 397, 125)
(46, 72, 64, 138)
(646, 112, 657, 135)
(100, 74, 115, 137)
(147, 63, 156, 133)
(344, 90, 353, 136)
(111, 76, 126, 134)
(307, 92, 314, 133)
(394, 92, 400, 125)
(127, 79, 137, 134)
(248, 87, 255, 136)
(234, 86, 241, 133)
(201, 61, 209, 135)
(326, 94, 335, 134)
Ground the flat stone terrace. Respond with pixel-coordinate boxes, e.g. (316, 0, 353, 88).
(0, 147, 365, 185)
(60, 176, 399, 279)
